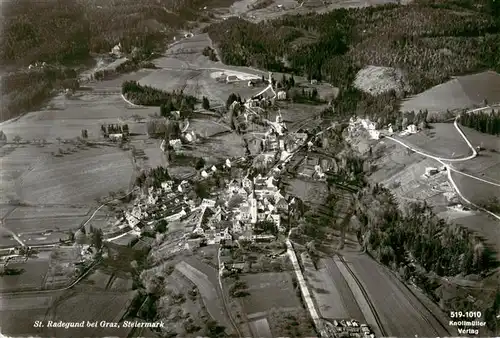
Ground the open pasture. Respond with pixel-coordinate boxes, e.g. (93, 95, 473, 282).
(0, 256, 50, 292)
(0, 293, 62, 336)
(7, 205, 90, 219)
(452, 171, 500, 204)
(461, 126, 500, 152)
(239, 272, 300, 315)
(185, 133, 246, 160)
(284, 178, 328, 207)
(7, 216, 87, 237)
(41, 290, 133, 337)
(279, 103, 329, 128)
(454, 152, 500, 183)
(188, 119, 231, 137)
(401, 123, 471, 159)
(18, 146, 133, 205)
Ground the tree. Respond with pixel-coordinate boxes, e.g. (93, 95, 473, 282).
(194, 157, 205, 170)
(202, 96, 210, 110)
(154, 219, 168, 233)
(90, 227, 103, 250)
(13, 135, 22, 144)
(205, 320, 226, 338)
(226, 93, 238, 109)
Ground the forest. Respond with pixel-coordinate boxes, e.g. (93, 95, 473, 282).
(458, 109, 500, 135)
(122, 80, 197, 109)
(0, 0, 214, 121)
(206, 0, 500, 122)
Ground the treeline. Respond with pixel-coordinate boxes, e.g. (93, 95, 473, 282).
(355, 184, 497, 287)
(206, 1, 500, 118)
(135, 166, 171, 189)
(458, 109, 500, 135)
(100, 124, 130, 136)
(122, 81, 197, 108)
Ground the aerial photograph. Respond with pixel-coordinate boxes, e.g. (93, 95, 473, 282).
(0, 0, 500, 337)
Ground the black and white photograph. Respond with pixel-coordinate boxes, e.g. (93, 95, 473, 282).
(1, 0, 500, 337)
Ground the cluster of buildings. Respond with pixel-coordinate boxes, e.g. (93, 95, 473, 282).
(348, 117, 419, 140)
(185, 172, 297, 248)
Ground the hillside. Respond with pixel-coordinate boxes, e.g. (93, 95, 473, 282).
(206, 0, 500, 119)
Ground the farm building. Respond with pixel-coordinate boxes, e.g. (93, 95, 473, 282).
(425, 167, 439, 177)
(226, 75, 239, 83)
(109, 133, 123, 141)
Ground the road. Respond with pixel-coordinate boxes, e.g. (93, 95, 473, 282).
(385, 106, 500, 221)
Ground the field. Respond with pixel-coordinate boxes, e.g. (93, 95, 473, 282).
(344, 252, 451, 337)
(461, 126, 500, 152)
(452, 171, 500, 204)
(7, 205, 91, 219)
(284, 178, 329, 207)
(240, 272, 300, 314)
(39, 289, 134, 337)
(184, 133, 246, 160)
(18, 146, 133, 205)
(188, 119, 231, 138)
(400, 123, 472, 159)
(0, 292, 63, 336)
(401, 73, 500, 118)
(0, 253, 51, 292)
(302, 253, 362, 321)
(237, 271, 315, 337)
(141, 33, 270, 104)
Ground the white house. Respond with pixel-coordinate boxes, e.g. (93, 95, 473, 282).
(201, 170, 209, 178)
(111, 43, 122, 57)
(211, 165, 217, 172)
(277, 91, 287, 100)
(169, 139, 182, 150)
(368, 129, 381, 140)
(161, 181, 174, 192)
(201, 198, 216, 208)
(407, 124, 418, 134)
(166, 209, 187, 222)
(250, 196, 258, 224)
(225, 158, 232, 168)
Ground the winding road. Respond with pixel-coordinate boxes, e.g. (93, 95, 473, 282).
(384, 106, 500, 221)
